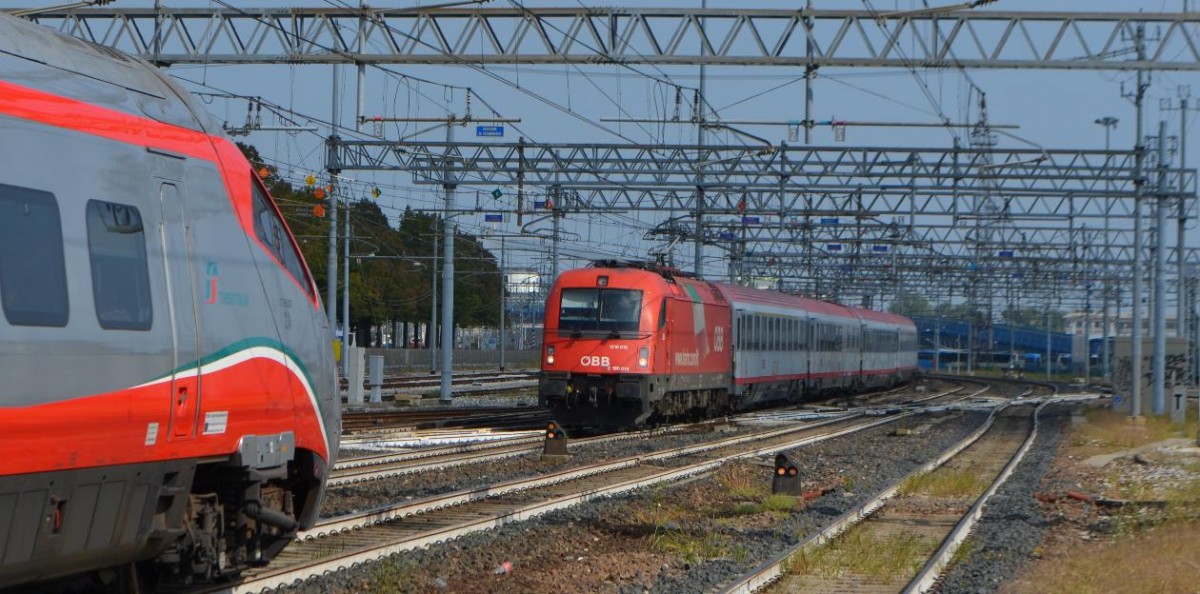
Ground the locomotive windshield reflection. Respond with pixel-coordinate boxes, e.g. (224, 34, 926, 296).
(558, 288, 643, 335)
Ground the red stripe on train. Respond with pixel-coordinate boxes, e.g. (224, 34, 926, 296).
(733, 366, 917, 385)
(0, 358, 328, 477)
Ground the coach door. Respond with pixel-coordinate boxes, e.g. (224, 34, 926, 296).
(656, 297, 673, 378)
(159, 182, 202, 439)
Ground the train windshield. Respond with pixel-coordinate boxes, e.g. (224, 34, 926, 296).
(559, 288, 643, 335)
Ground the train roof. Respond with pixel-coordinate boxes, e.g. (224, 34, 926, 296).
(0, 12, 220, 135)
(712, 282, 914, 327)
(849, 307, 916, 327)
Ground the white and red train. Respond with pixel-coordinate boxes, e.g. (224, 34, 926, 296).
(539, 261, 918, 428)
(0, 12, 338, 590)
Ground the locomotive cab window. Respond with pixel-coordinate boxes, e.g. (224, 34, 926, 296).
(87, 200, 152, 330)
(252, 178, 313, 297)
(559, 288, 642, 334)
(0, 184, 69, 327)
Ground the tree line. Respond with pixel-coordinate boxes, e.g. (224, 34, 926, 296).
(889, 289, 1066, 333)
(240, 143, 503, 347)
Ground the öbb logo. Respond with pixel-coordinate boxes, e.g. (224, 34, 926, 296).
(581, 355, 611, 367)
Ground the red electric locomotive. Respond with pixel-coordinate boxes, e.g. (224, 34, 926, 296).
(539, 261, 918, 428)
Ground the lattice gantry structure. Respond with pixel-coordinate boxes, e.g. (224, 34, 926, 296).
(331, 137, 1197, 304)
(20, 7, 1200, 70)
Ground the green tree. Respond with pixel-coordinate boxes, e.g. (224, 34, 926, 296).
(237, 144, 502, 347)
(889, 290, 933, 317)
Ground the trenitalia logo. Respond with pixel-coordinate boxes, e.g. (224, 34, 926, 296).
(203, 261, 250, 306)
(204, 262, 220, 304)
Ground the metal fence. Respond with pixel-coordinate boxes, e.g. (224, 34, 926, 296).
(364, 348, 540, 374)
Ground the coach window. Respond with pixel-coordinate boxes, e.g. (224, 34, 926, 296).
(0, 184, 68, 326)
(252, 178, 312, 297)
(87, 200, 152, 330)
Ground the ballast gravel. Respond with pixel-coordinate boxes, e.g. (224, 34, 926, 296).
(280, 410, 993, 593)
(321, 425, 762, 518)
(931, 403, 1070, 594)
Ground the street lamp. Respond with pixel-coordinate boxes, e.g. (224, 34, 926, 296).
(1094, 116, 1118, 383)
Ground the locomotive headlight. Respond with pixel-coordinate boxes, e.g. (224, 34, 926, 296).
(546, 345, 556, 365)
(638, 346, 649, 368)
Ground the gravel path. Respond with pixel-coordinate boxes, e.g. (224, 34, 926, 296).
(281, 410, 990, 593)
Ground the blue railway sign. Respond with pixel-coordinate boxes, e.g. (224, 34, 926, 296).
(476, 125, 504, 137)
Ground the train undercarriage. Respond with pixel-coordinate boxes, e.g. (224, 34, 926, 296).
(540, 370, 914, 430)
(540, 371, 734, 429)
(1, 434, 326, 593)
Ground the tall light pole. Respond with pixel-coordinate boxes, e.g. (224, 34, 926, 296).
(1095, 116, 1118, 385)
(326, 66, 341, 346)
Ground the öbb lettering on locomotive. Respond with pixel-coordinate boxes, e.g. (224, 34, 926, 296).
(539, 261, 918, 429)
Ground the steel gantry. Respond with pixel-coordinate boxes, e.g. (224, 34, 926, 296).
(19, 7, 1200, 70)
(328, 137, 1197, 298)
(332, 138, 1188, 215)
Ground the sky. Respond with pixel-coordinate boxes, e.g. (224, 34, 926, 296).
(15, 0, 1200, 305)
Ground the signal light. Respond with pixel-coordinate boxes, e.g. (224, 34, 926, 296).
(638, 347, 649, 367)
(546, 345, 556, 365)
(543, 421, 569, 458)
(313, 187, 326, 199)
(772, 454, 802, 496)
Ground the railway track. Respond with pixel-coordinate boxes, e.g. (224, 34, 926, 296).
(332, 382, 972, 486)
(718, 392, 1072, 594)
(330, 423, 714, 486)
(341, 405, 550, 433)
(340, 371, 538, 399)
(179, 381, 989, 593)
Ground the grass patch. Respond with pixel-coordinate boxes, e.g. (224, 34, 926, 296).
(715, 463, 770, 501)
(900, 467, 990, 499)
(722, 493, 802, 517)
(1016, 520, 1200, 594)
(761, 494, 801, 512)
(650, 529, 734, 563)
(785, 524, 936, 582)
(1070, 406, 1198, 457)
(365, 558, 416, 594)
(948, 534, 980, 567)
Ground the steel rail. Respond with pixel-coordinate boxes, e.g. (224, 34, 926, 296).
(331, 384, 962, 485)
(213, 413, 907, 594)
(716, 396, 1012, 594)
(716, 380, 1069, 594)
